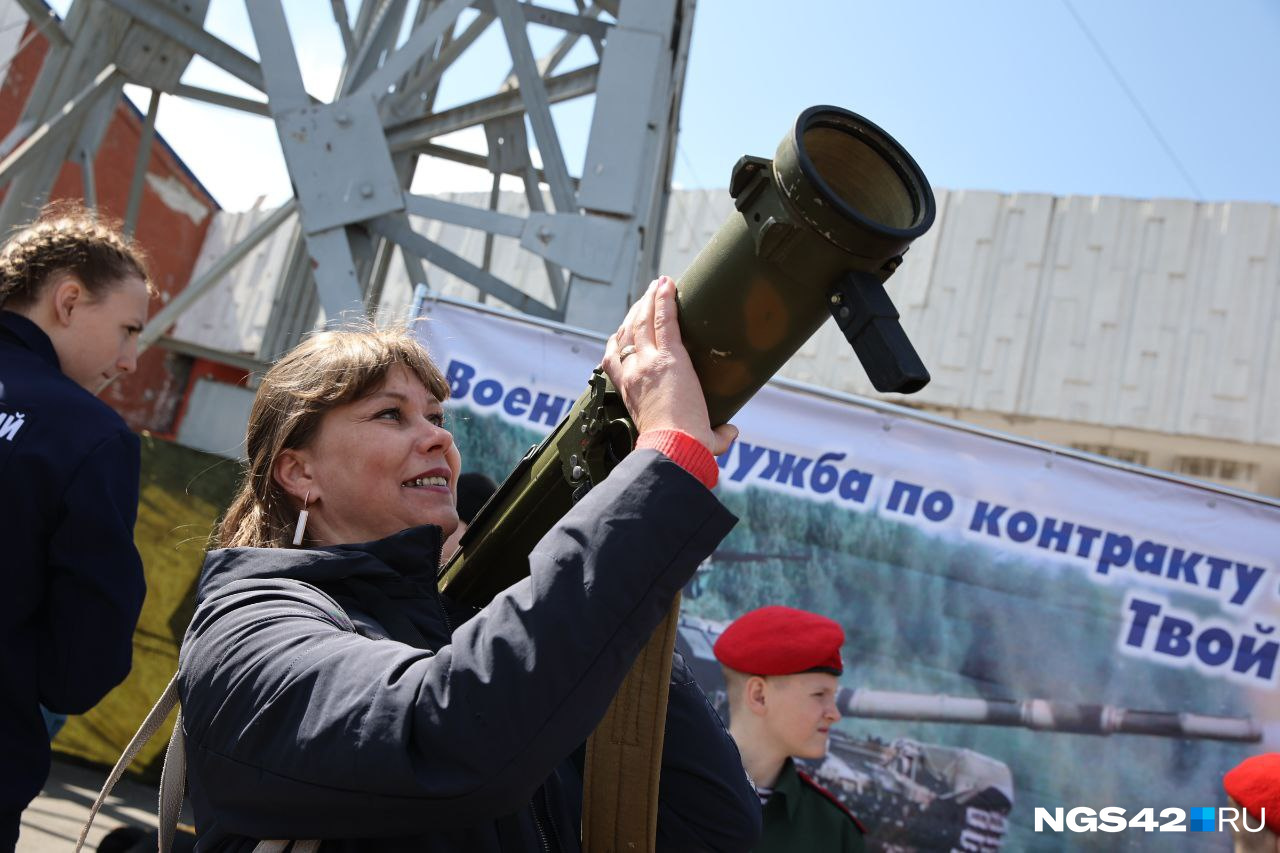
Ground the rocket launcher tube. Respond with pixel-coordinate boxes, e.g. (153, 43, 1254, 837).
(437, 106, 937, 852)
(440, 106, 936, 605)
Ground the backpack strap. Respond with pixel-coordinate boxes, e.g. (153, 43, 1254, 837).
(156, 710, 320, 853)
(77, 579, 347, 852)
(157, 707, 188, 851)
(75, 673, 181, 852)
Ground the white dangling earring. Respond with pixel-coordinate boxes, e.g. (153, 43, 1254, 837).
(292, 491, 311, 546)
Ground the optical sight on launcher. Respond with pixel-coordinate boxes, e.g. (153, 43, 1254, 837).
(438, 105, 937, 851)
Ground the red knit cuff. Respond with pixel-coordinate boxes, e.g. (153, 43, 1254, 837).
(636, 429, 719, 489)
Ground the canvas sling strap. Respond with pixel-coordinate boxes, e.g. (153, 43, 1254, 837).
(75, 672, 318, 853)
(580, 596, 681, 853)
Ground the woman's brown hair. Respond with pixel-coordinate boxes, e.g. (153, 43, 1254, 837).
(0, 201, 150, 310)
(217, 326, 450, 549)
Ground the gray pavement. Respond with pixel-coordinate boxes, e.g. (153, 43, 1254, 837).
(17, 760, 160, 852)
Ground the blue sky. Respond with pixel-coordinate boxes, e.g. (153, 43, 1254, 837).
(48, 0, 1280, 210)
(680, 0, 1280, 204)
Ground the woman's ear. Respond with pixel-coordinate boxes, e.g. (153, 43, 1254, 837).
(49, 275, 84, 327)
(273, 448, 316, 503)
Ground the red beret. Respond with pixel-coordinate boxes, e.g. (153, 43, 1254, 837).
(1224, 753, 1280, 835)
(714, 606, 844, 676)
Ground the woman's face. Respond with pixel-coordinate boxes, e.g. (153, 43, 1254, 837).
(55, 275, 150, 393)
(288, 363, 461, 546)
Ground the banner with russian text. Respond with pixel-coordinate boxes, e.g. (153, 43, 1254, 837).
(420, 297, 1279, 852)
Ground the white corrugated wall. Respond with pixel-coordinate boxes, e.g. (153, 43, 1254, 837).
(169, 189, 1280, 456)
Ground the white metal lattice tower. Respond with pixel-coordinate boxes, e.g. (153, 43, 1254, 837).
(0, 0, 696, 355)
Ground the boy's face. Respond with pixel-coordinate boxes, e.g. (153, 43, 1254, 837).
(761, 672, 841, 760)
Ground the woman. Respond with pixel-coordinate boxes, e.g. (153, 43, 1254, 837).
(177, 277, 761, 851)
(0, 203, 151, 849)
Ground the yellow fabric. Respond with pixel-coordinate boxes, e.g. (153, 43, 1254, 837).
(52, 437, 239, 782)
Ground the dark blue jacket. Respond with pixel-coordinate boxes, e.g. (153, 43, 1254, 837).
(0, 311, 146, 826)
(177, 450, 761, 851)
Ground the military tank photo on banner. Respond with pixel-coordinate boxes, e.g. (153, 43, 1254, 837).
(426, 290, 1278, 853)
(674, 613, 1260, 853)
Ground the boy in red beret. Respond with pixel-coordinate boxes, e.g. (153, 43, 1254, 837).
(714, 606, 866, 852)
(1223, 753, 1280, 852)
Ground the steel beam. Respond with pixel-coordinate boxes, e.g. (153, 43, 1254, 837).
(258, 0, 408, 353)
(292, 226, 368, 326)
(398, 240, 431, 294)
(0, 119, 34, 160)
(644, 0, 696, 289)
(481, 117, 567, 304)
(528, 3, 606, 79)
(473, 0, 610, 40)
(522, 171, 568, 306)
(155, 334, 266, 374)
(563, 0, 692, 330)
(497, 5, 606, 113)
(369, 214, 558, 320)
(13, 0, 70, 48)
(338, 0, 412, 97)
(478, 173, 502, 304)
(124, 88, 160, 236)
(492, 0, 576, 213)
(257, 234, 319, 362)
(13, 7, 82, 131)
(355, 0, 474, 100)
(248, 0, 370, 320)
(383, 12, 494, 122)
(0, 3, 111, 230)
(415, 140, 576, 189)
(574, 0, 607, 56)
(330, 0, 357, 57)
(394, 0, 448, 108)
(385, 65, 598, 152)
(368, 137, 435, 315)
(139, 200, 299, 350)
(172, 84, 270, 117)
(245, 0, 311, 113)
(404, 192, 527, 237)
(0, 64, 122, 189)
(78, 147, 96, 210)
(99, 0, 265, 93)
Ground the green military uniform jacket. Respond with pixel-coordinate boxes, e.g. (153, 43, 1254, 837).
(754, 758, 866, 853)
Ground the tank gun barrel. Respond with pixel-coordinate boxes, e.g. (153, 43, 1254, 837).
(836, 688, 1261, 742)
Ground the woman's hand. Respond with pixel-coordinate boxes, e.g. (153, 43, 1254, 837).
(603, 276, 738, 456)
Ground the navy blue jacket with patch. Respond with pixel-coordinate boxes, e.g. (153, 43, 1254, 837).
(0, 311, 146, 826)
(177, 450, 761, 851)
